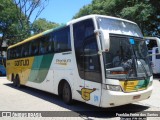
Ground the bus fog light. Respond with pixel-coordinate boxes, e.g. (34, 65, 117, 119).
(103, 84, 121, 91)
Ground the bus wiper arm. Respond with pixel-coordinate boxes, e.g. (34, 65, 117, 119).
(121, 59, 133, 80)
(138, 59, 149, 78)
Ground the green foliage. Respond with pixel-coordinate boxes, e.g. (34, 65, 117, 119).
(74, 0, 160, 36)
(0, 3, 3, 10)
(0, 0, 31, 46)
(0, 0, 19, 44)
(0, 0, 50, 46)
(120, 3, 154, 34)
(32, 18, 59, 34)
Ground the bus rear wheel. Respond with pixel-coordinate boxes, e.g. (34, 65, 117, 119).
(16, 75, 20, 88)
(13, 75, 20, 88)
(13, 78, 17, 87)
(62, 82, 72, 105)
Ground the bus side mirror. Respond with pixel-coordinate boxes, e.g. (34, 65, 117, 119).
(94, 29, 109, 52)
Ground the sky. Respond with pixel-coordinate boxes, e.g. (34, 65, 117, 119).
(30, 0, 92, 24)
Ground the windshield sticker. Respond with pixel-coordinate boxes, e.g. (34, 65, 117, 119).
(129, 38, 135, 45)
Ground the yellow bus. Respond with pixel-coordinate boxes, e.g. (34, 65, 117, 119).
(6, 15, 153, 107)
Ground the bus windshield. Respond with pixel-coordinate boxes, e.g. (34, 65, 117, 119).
(97, 17, 143, 37)
(103, 34, 152, 80)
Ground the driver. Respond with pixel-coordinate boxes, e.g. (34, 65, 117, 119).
(113, 51, 122, 67)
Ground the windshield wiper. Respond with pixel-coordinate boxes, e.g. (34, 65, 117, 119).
(138, 59, 149, 79)
(122, 40, 138, 79)
(122, 58, 136, 80)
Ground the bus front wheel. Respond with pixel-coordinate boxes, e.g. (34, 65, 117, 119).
(62, 82, 72, 105)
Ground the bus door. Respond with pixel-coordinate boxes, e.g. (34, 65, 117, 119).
(73, 19, 102, 106)
(83, 35, 102, 106)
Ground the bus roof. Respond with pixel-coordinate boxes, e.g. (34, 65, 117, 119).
(67, 14, 137, 25)
(8, 24, 66, 49)
(8, 14, 137, 49)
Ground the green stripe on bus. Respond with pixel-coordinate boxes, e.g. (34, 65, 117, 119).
(28, 54, 54, 83)
(28, 56, 43, 82)
(36, 54, 54, 83)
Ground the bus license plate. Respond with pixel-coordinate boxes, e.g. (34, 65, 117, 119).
(133, 95, 141, 99)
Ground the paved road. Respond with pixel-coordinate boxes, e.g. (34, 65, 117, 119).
(0, 77, 160, 120)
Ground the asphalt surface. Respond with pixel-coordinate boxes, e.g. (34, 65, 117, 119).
(0, 77, 160, 120)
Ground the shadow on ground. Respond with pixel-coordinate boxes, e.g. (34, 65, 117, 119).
(4, 83, 150, 119)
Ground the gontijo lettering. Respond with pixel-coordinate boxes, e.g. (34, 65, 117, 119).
(15, 59, 29, 66)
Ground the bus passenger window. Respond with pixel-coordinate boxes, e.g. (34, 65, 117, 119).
(30, 40, 39, 55)
(40, 45, 47, 54)
(25, 51, 28, 56)
(40, 37, 47, 54)
(7, 50, 10, 60)
(13, 49, 16, 59)
(16, 46, 22, 58)
(9, 50, 11, 59)
(52, 26, 71, 52)
(48, 36, 53, 52)
(45, 35, 54, 53)
(16, 49, 19, 58)
(21, 43, 29, 57)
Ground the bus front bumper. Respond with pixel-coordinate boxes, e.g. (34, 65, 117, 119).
(100, 86, 153, 108)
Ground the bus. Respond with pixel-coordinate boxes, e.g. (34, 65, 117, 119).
(148, 47, 160, 74)
(145, 37, 160, 75)
(6, 15, 153, 108)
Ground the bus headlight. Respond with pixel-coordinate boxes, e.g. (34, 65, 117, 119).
(102, 84, 122, 91)
(148, 80, 153, 87)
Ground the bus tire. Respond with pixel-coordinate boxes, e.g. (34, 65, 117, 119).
(12, 74, 16, 87)
(13, 77, 17, 87)
(62, 82, 72, 105)
(15, 75, 20, 88)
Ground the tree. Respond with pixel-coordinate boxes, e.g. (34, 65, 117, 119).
(73, 0, 160, 36)
(32, 18, 59, 34)
(120, 2, 154, 35)
(0, 0, 49, 45)
(12, 0, 49, 40)
(0, 3, 3, 11)
(0, 0, 19, 48)
(0, 0, 22, 56)
(0, 0, 49, 57)
(13, 0, 49, 24)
